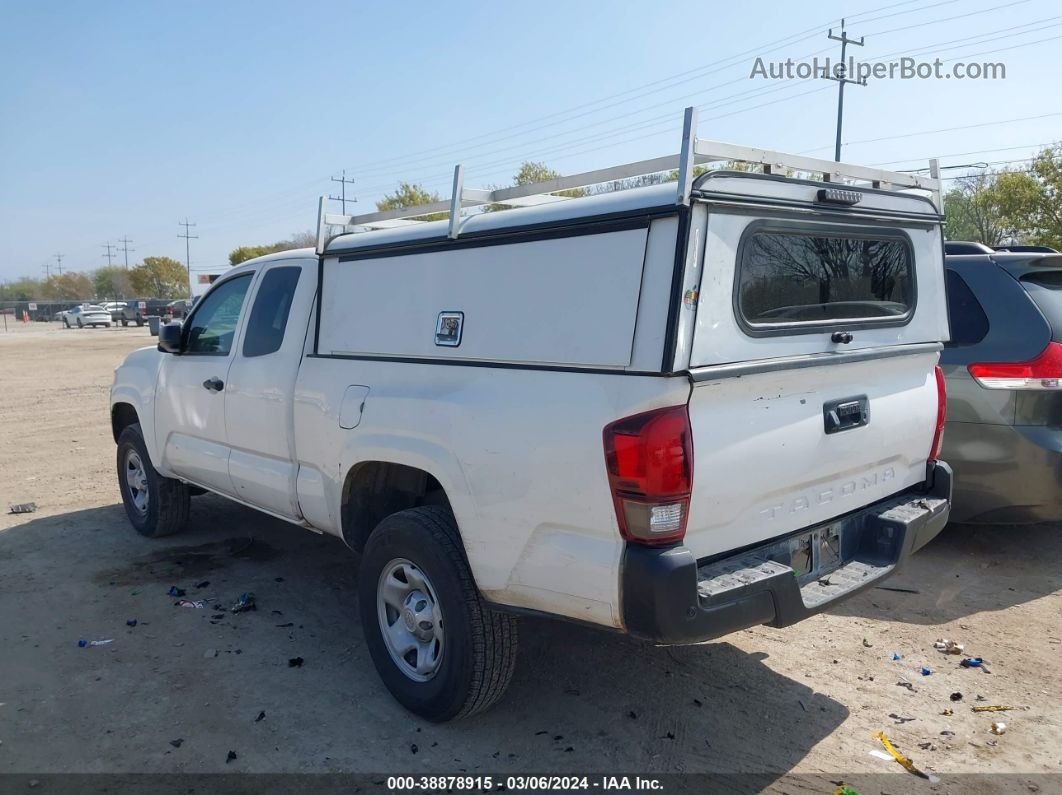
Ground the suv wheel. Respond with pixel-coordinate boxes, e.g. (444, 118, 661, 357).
(359, 506, 518, 721)
(116, 424, 190, 538)
(121, 318, 128, 327)
(76, 318, 83, 328)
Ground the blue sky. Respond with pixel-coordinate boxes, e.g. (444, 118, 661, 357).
(1, 0, 1060, 288)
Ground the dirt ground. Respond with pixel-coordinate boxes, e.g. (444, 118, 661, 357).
(1, 321, 1060, 792)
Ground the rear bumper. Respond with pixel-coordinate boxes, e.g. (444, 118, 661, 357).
(621, 461, 952, 644)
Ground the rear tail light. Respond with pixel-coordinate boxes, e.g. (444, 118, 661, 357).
(603, 405, 693, 545)
(930, 365, 947, 461)
(968, 342, 1062, 391)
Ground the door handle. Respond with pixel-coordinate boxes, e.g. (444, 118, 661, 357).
(202, 377, 224, 392)
(823, 395, 869, 434)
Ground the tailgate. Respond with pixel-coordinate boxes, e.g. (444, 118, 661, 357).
(684, 352, 940, 558)
(681, 184, 948, 559)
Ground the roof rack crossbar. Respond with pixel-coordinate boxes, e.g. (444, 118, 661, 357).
(316, 106, 943, 253)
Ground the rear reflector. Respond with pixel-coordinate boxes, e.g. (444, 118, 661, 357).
(930, 365, 947, 461)
(968, 342, 1062, 390)
(603, 405, 693, 545)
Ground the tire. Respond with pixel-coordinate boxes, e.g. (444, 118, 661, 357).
(63, 319, 70, 328)
(359, 506, 518, 721)
(116, 423, 190, 538)
(121, 318, 128, 327)
(136, 318, 144, 327)
(77, 318, 83, 328)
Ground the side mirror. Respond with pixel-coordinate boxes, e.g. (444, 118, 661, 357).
(158, 321, 184, 354)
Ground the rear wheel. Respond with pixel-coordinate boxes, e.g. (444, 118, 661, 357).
(136, 317, 144, 327)
(76, 318, 83, 328)
(116, 424, 189, 538)
(359, 506, 518, 721)
(63, 318, 70, 328)
(121, 318, 128, 327)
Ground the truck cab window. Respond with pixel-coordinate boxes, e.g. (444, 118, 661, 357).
(184, 275, 252, 355)
(242, 266, 302, 358)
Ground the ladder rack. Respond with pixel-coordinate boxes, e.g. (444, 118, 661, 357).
(316, 106, 942, 254)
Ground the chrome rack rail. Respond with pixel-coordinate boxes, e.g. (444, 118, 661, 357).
(317, 106, 942, 254)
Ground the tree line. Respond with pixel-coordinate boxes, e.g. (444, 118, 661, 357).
(1, 256, 190, 303)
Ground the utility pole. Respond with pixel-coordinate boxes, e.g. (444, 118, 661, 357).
(101, 241, 117, 267)
(330, 170, 357, 214)
(826, 18, 866, 162)
(178, 218, 197, 291)
(42, 261, 51, 280)
(55, 253, 64, 276)
(117, 236, 134, 269)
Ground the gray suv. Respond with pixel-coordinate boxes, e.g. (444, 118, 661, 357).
(941, 252, 1062, 523)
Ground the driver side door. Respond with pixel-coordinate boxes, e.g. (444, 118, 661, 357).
(154, 273, 254, 496)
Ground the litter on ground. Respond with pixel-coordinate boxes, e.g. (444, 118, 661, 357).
(8, 502, 37, 514)
(874, 731, 940, 783)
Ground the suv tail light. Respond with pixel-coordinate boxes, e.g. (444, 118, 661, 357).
(930, 365, 947, 461)
(968, 342, 1062, 391)
(603, 405, 693, 545)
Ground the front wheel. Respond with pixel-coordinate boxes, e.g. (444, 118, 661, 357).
(76, 318, 83, 328)
(359, 506, 518, 721)
(63, 318, 70, 328)
(116, 424, 189, 538)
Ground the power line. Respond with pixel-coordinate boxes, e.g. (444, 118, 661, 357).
(55, 253, 63, 276)
(101, 241, 117, 267)
(117, 236, 135, 269)
(826, 18, 866, 162)
(177, 219, 197, 291)
(329, 170, 357, 213)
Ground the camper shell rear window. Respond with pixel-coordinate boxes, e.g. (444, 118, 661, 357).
(735, 221, 915, 335)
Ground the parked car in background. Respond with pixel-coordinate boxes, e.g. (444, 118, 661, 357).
(53, 306, 76, 322)
(945, 241, 995, 255)
(64, 304, 112, 328)
(941, 251, 1062, 523)
(120, 300, 147, 326)
(166, 299, 194, 319)
(100, 301, 126, 321)
(992, 245, 1060, 254)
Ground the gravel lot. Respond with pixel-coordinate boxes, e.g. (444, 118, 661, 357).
(1, 322, 1060, 791)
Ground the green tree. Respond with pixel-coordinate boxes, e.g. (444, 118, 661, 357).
(376, 182, 446, 221)
(40, 272, 94, 301)
(998, 145, 1062, 249)
(944, 172, 1009, 245)
(130, 256, 188, 299)
(228, 231, 318, 266)
(2, 277, 43, 301)
(93, 265, 133, 300)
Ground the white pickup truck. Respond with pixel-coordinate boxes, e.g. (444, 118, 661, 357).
(110, 111, 952, 721)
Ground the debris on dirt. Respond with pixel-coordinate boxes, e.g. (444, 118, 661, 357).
(961, 657, 985, 668)
(231, 593, 256, 613)
(275, 577, 285, 582)
(934, 639, 965, 655)
(288, 657, 304, 668)
(126, 619, 137, 627)
(892, 653, 903, 661)
(862, 638, 873, 648)
(972, 705, 1015, 713)
(167, 586, 186, 597)
(692, 698, 702, 707)
(534, 731, 548, 736)
(833, 786, 861, 795)
(626, 711, 637, 719)
(950, 692, 963, 702)
(411, 744, 418, 754)
(875, 586, 920, 594)
(8, 502, 37, 514)
(176, 599, 204, 609)
(897, 681, 917, 693)
(255, 711, 265, 722)
(991, 721, 1007, 735)
(918, 742, 934, 751)
(276, 622, 294, 628)
(204, 649, 217, 659)
(226, 751, 237, 764)
(798, 699, 807, 712)
(169, 739, 183, 748)
(889, 713, 916, 724)
(874, 731, 939, 782)
(665, 731, 675, 740)
(211, 613, 225, 620)
(195, 580, 210, 589)
(77, 639, 113, 647)
(942, 709, 954, 716)
(920, 667, 932, 676)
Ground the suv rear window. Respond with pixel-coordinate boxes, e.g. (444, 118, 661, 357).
(737, 224, 914, 331)
(1021, 271, 1062, 342)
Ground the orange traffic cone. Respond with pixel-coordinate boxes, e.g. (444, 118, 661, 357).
(22, 310, 29, 323)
